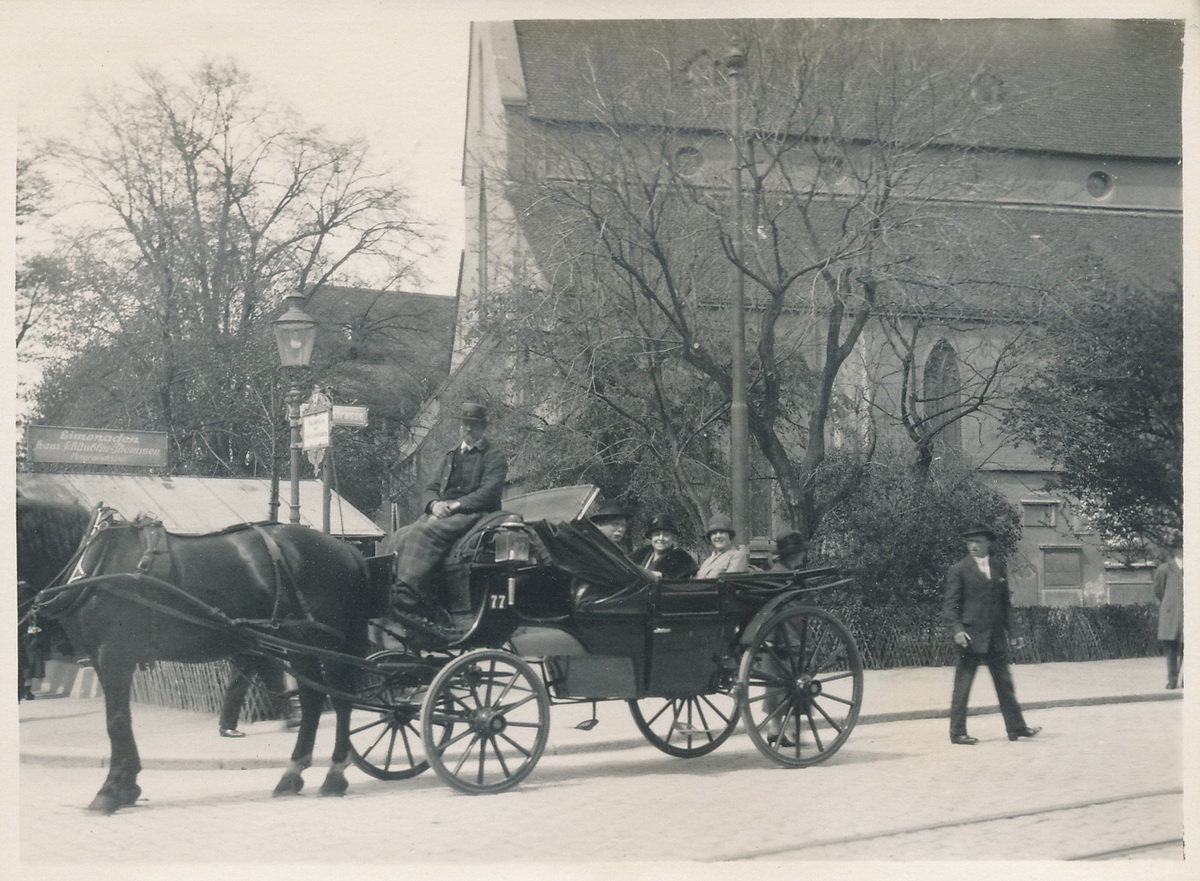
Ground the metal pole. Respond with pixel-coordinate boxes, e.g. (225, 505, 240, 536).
(286, 385, 304, 524)
(728, 47, 751, 544)
(322, 454, 331, 534)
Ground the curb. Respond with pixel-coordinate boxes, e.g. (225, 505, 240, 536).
(19, 690, 1179, 770)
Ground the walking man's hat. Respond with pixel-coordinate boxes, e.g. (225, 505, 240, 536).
(458, 402, 488, 423)
(961, 524, 997, 541)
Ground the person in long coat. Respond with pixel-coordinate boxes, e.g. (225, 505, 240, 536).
(383, 403, 507, 626)
(631, 514, 698, 580)
(695, 514, 750, 578)
(942, 523, 1040, 745)
(1154, 532, 1184, 689)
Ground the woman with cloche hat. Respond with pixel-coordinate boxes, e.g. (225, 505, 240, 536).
(631, 513, 698, 580)
(696, 514, 751, 578)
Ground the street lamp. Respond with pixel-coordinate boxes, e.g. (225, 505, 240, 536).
(725, 41, 751, 544)
(272, 294, 317, 524)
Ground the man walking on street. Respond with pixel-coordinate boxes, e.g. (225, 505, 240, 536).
(1154, 530, 1184, 689)
(942, 523, 1041, 745)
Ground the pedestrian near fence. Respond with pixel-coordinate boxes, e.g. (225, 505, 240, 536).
(219, 654, 296, 737)
(942, 523, 1041, 745)
(1154, 531, 1183, 690)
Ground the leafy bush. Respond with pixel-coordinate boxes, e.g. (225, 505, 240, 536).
(814, 450, 1020, 607)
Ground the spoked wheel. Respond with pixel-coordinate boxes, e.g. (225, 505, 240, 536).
(421, 649, 551, 794)
(738, 604, 863, 767)
(628, 692, 740, 757)
(349, 650, 448, 780)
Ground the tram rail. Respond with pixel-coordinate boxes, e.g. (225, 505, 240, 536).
(714, 787, 1183, 861)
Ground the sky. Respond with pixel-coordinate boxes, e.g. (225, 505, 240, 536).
(4, 0, 1193, 293)
(8, 0, 474, 294)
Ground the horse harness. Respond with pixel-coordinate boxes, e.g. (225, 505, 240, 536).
(31, 506, 336, 645)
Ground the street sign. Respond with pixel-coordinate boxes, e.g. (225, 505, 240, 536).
(301, 409, 331, 450)
(331, 405, 369, 427)
(26, 425, 169, 467)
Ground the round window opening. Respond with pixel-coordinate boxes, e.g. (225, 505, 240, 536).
(673, 146, 704, 176)
(1086, 170, 1114, 199)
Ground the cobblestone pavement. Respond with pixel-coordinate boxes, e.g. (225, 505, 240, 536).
(13, 700, 1184, 876)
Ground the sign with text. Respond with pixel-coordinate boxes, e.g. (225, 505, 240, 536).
(301, 409, 331, 450)
(26, 425, 169, 467)
(331, 405, 369, 427)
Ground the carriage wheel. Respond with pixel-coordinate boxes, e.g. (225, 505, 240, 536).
(349, 650, 448, 781)
(737, 604, 863, 768)
(421, 649, 550, 794)
(628, 692, 739, 758)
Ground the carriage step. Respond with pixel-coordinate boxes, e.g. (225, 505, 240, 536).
(671, 722, 723, 736)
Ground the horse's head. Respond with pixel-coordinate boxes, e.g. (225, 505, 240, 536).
(16, 497, 93, 590)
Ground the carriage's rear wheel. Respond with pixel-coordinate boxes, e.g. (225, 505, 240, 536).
(737, 604, 863, 768)
(421, 649, 550, 794)
(628, 693, 739, 758)
(349, 650, 448, 781)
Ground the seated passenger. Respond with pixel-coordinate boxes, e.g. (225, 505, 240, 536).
(695, 514, 751, 578)
(587, 500, 632, 553)
(770, 531, 809, 571)
(631, 514, 698, 580)
(381, 402, 507, 637)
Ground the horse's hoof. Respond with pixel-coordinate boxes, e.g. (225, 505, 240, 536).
(119, 785, 142, 807)
(273, 773, 305, 797)
(87, 794, 120, 814)
(319, 774, 348, 797)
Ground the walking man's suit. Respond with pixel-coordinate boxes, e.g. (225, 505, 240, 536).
(942, 524, 1040, 745)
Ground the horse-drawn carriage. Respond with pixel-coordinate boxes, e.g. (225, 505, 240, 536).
(350, 485, 864, 793)
(20, 485, 863, 810)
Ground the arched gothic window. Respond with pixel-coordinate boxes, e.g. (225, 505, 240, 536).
(923, 340, 962, 455)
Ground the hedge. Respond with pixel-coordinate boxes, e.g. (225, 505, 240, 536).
(826, 599, 1161, 669)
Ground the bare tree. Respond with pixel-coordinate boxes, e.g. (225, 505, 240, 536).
(25, 60, 426, 480)
(478, 20, 1045, 540)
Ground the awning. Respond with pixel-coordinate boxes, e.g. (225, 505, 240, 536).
(15, 473, 385, 540)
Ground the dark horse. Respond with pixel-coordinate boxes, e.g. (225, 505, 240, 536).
(19, 498, 370, 813)
(17, 497, 92, 697)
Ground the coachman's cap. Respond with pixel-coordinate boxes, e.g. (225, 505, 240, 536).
(775, 531, 806, 557)
(961, 523, 997, 541)
(458, 402, 488, 423)
(589, 500, 628, 522)
(645, 513, 682, 538)
(705, 513, 736, 540)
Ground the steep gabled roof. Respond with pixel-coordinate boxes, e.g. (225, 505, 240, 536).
(513, 19, 1182, 160)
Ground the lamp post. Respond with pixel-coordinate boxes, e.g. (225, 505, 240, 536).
(272, 294, 317, 524)
(725, 41, 751, 545)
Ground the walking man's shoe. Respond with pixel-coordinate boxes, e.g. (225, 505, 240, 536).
(1007, 726, 1042, 741)
(951, 734, 979, 745)
(219, 728, 246, 738)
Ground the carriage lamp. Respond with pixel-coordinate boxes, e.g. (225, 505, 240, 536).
(272, 294, 317, 523)
(494, 522, 531, 607)
(494, 523, 531, 564)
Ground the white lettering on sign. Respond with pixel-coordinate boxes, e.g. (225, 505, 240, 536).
(331, 405, 369, 427)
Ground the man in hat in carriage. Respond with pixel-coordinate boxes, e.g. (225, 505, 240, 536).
(770, 530, 809, 571)
(587, 499, 633, 553)
(942, 523, 1041, 745)
(383, 402, 507, 633)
